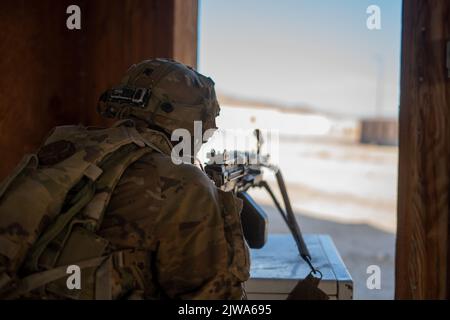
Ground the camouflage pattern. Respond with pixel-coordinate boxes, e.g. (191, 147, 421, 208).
(97, 58, 220, 136)
(0, 122, 156, 276)
(0, 59, 250, 300)
(0, 121, 250, 299)
(99, 131, 250, 299)
(95, 60, 249, 299)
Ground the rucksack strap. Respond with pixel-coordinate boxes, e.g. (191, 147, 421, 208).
(25, 181, 96, 272)
(25, 144, 153, 273)
(2, 255, 107, 299)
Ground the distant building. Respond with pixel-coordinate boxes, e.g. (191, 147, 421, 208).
(360, 118, 398, 146)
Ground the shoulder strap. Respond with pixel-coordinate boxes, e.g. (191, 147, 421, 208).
(0, 122, 161, 277)
(2, 255, 108, 299)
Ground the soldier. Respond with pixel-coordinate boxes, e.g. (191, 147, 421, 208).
(0, 59, 250, 299)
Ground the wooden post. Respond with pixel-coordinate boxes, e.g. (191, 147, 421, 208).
(173, 0, 199, 69)
(396, 0, 450, 299)
(0, 0, 198, 180)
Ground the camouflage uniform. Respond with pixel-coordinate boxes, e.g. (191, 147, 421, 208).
(99, 127, 250, 299)
(97, 59, 250, 299)
(0, 59, 250, 299)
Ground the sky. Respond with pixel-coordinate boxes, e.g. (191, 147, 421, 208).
(198, 0, 402, 119)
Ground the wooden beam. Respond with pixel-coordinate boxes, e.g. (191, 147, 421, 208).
(0, 0, 198, 180)
(173, 0, 199, 69)
(396, 0, 450, 299)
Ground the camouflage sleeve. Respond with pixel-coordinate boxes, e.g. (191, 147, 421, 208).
(154, 164, 250, 300)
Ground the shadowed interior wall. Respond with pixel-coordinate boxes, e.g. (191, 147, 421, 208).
(0, 0, 198, 180)
(396, 0, 450, 299)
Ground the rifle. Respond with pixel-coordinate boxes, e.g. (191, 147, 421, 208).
(204, 129, 318, 275)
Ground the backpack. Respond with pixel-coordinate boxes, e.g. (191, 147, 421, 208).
(0, 120, 168, 299)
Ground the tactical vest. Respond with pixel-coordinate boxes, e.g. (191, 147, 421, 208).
(0, 120, 172, 299)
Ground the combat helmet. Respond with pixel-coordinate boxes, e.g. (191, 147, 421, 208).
(98, 58, 220, 136)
